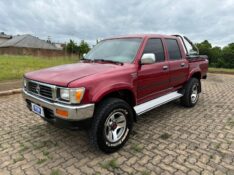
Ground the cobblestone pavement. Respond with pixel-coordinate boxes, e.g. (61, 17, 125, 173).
(0, 73, 234, 175)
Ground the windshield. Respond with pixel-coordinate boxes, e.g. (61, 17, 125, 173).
(85, 38, 142, 63)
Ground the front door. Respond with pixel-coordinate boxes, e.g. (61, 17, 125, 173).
(137, 38, 171, 104)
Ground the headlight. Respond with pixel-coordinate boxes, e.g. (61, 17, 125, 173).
(59, 87, 85, 104)
(60, 88, 70, 101)
(23, 78, 27, 88)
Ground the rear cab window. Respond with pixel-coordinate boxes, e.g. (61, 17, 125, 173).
(165, 39, 182, 60)
(143, 38, 165, 62)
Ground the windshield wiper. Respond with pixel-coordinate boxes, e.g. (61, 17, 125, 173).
(93, 59, 124, 65)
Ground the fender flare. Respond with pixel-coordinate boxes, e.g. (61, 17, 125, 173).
(187, 68, 201, 81)
(92, 83, 136, 104)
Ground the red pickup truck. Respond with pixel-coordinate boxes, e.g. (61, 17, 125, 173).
(23, 34, 208, 153)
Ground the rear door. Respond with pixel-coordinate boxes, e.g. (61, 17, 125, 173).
(165, 38, 189, 87)
(137, 38, 171, 103)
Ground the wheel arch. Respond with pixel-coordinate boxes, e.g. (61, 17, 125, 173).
(93, 88, 137, 121)
(188, 71, 202, 93)
(191, 72, 201, 80)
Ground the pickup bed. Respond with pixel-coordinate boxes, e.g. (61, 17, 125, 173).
(23, 34, 208, 153)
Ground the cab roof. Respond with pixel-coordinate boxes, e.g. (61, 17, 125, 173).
(105, 34, 179, 40)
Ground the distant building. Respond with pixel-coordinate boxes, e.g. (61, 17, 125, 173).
(0, 32, 12, 44)
(54, 42, 66, 50)
(0, 34, 65, 57)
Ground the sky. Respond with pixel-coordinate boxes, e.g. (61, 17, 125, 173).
(0, 0, 233, 47)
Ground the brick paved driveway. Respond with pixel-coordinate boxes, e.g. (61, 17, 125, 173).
(0, 73, 234, 175)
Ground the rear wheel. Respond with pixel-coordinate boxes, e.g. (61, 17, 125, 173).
(90, 98, 133, 153)
(180, 78, 200, 107)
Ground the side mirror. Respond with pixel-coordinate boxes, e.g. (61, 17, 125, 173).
(140, 53, 155, 65)
(82, 53, 87, 59)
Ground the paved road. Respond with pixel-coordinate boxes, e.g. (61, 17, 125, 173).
(0, 74, 233, 175)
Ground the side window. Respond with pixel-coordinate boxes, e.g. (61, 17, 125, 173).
(165, 39, 182, 60)
(143, 38, 165, 62)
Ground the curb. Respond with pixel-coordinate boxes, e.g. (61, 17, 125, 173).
(208, 71, 234, 75)
(0, 88, 22, 97)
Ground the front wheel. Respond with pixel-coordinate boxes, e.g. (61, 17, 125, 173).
(90, 98, 133, 153)
(180, 78, 200, 107)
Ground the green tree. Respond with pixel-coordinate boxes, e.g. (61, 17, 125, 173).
(196, 40, 212, 64)
(65, 40, 79, 54)
(78, 40, 90, 57)
(222, 43, 234, 68)
(210, 46, 222, 67)
(195, 40, 234, 69)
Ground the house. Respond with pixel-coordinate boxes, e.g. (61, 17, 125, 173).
(0, 32, 12, 44)
(54, 42, 66, 50)
(0, 34, 65, 57)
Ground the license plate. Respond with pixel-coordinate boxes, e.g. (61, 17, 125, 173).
(31, 103, 44, 117)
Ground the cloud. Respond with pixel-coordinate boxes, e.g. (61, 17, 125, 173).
(0, 0, 233, 46)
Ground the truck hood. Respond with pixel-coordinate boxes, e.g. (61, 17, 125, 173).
(25, 63, 119, 86)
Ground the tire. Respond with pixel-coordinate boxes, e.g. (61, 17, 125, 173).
(90, 98, 134, 153)
(180, 78, 200, 107)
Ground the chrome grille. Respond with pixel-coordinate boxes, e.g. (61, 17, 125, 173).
(27, 81, 37, 93)
(39, 85, 53, 98)
(27, 81, 53, 99)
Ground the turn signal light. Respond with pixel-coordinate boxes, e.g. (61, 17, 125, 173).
(56, 109, 68, 118)
(75, 90, 83, 102)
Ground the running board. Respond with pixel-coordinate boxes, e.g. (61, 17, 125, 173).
(134, 91, 183, 115)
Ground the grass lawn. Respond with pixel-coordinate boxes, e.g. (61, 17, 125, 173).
(0, 55, 79, 82)
(208, 67, 234, 74)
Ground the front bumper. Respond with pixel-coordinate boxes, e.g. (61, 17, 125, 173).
(22, 89, 95, 121)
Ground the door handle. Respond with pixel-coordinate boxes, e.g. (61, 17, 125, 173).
(163, 65, 168, 70)
(181, 63, 185, 67)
